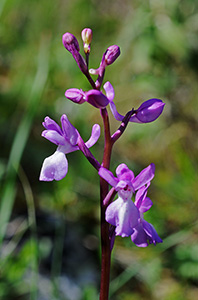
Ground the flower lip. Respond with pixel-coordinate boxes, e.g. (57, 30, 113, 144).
(39, 151, 68, 181)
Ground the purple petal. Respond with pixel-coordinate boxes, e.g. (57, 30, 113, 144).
(85, 90, 109, 109)
(132, 163, 155, 190)
(131, 223, 149, 247)
(136, 99, 165, 123)
(39, 151, 68, 181)
(61, 114, 78, 146)
(140, 197, 153, 213)
(85, 124, 100, 148)
(98, 167, 118, 187)
(65, 88, 86, 104)
(134, 185, 148, 209)
(103, 81, 115, 102)
(42, 116, 62, 134)
(116, 163, 135, 181)
(109, 101, 124, 121)
(142, 220, 163, 245)
(42, 130, 66, 146)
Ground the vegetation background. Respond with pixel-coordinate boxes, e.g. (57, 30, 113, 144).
(0, 0, 198, 299)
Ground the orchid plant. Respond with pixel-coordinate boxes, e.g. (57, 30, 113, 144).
(39, 28, 164, 300)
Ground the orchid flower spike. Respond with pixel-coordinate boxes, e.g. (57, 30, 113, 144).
(98, 163, 155, 238)
(39, 114, 100, 181)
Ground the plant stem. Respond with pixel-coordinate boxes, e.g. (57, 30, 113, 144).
(99, 108, 113, 300)
(84, 71, 96, 89)
(111, 108, 134, 144)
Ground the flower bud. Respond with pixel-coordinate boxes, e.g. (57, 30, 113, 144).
(81, 28, 92, 53)
(65, 88, 86, 104)
(62, 32, 80, 53)
(62, 32, 88, 74)
(85, 90, 109, 109)
(135, 99, 165, 123)
(105, 45, 120, 65)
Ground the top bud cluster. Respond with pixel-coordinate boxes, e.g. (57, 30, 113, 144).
(62, 28, 165, 123)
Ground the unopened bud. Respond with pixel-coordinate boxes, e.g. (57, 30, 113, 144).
(65, 88, 86, 104)
(105, 45, 120, 65)
(62, 32, 88, 74)
(81, 28, 92, 53)
(62, 32, 80, 53)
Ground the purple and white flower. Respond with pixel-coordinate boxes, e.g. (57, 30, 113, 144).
(39, 114, 100, 181)
(99, 163, 155, 238)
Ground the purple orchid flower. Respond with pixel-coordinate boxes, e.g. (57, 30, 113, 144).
(131, 185, 163, 247)
(98, 163, 155, 237)
(39, 114, 100, 181)
(103, 81, 165, 123)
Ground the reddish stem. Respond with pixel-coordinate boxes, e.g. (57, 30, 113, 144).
(99, 108, 134, 299)
(99, 108, 113, 300)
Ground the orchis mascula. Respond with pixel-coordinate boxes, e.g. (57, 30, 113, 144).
(40, 28, 164, 300)
(99, 163, 162, 247)
(39, 114, 100, 181)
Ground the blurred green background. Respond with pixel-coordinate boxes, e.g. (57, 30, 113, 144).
(0, 0, 198, 299)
